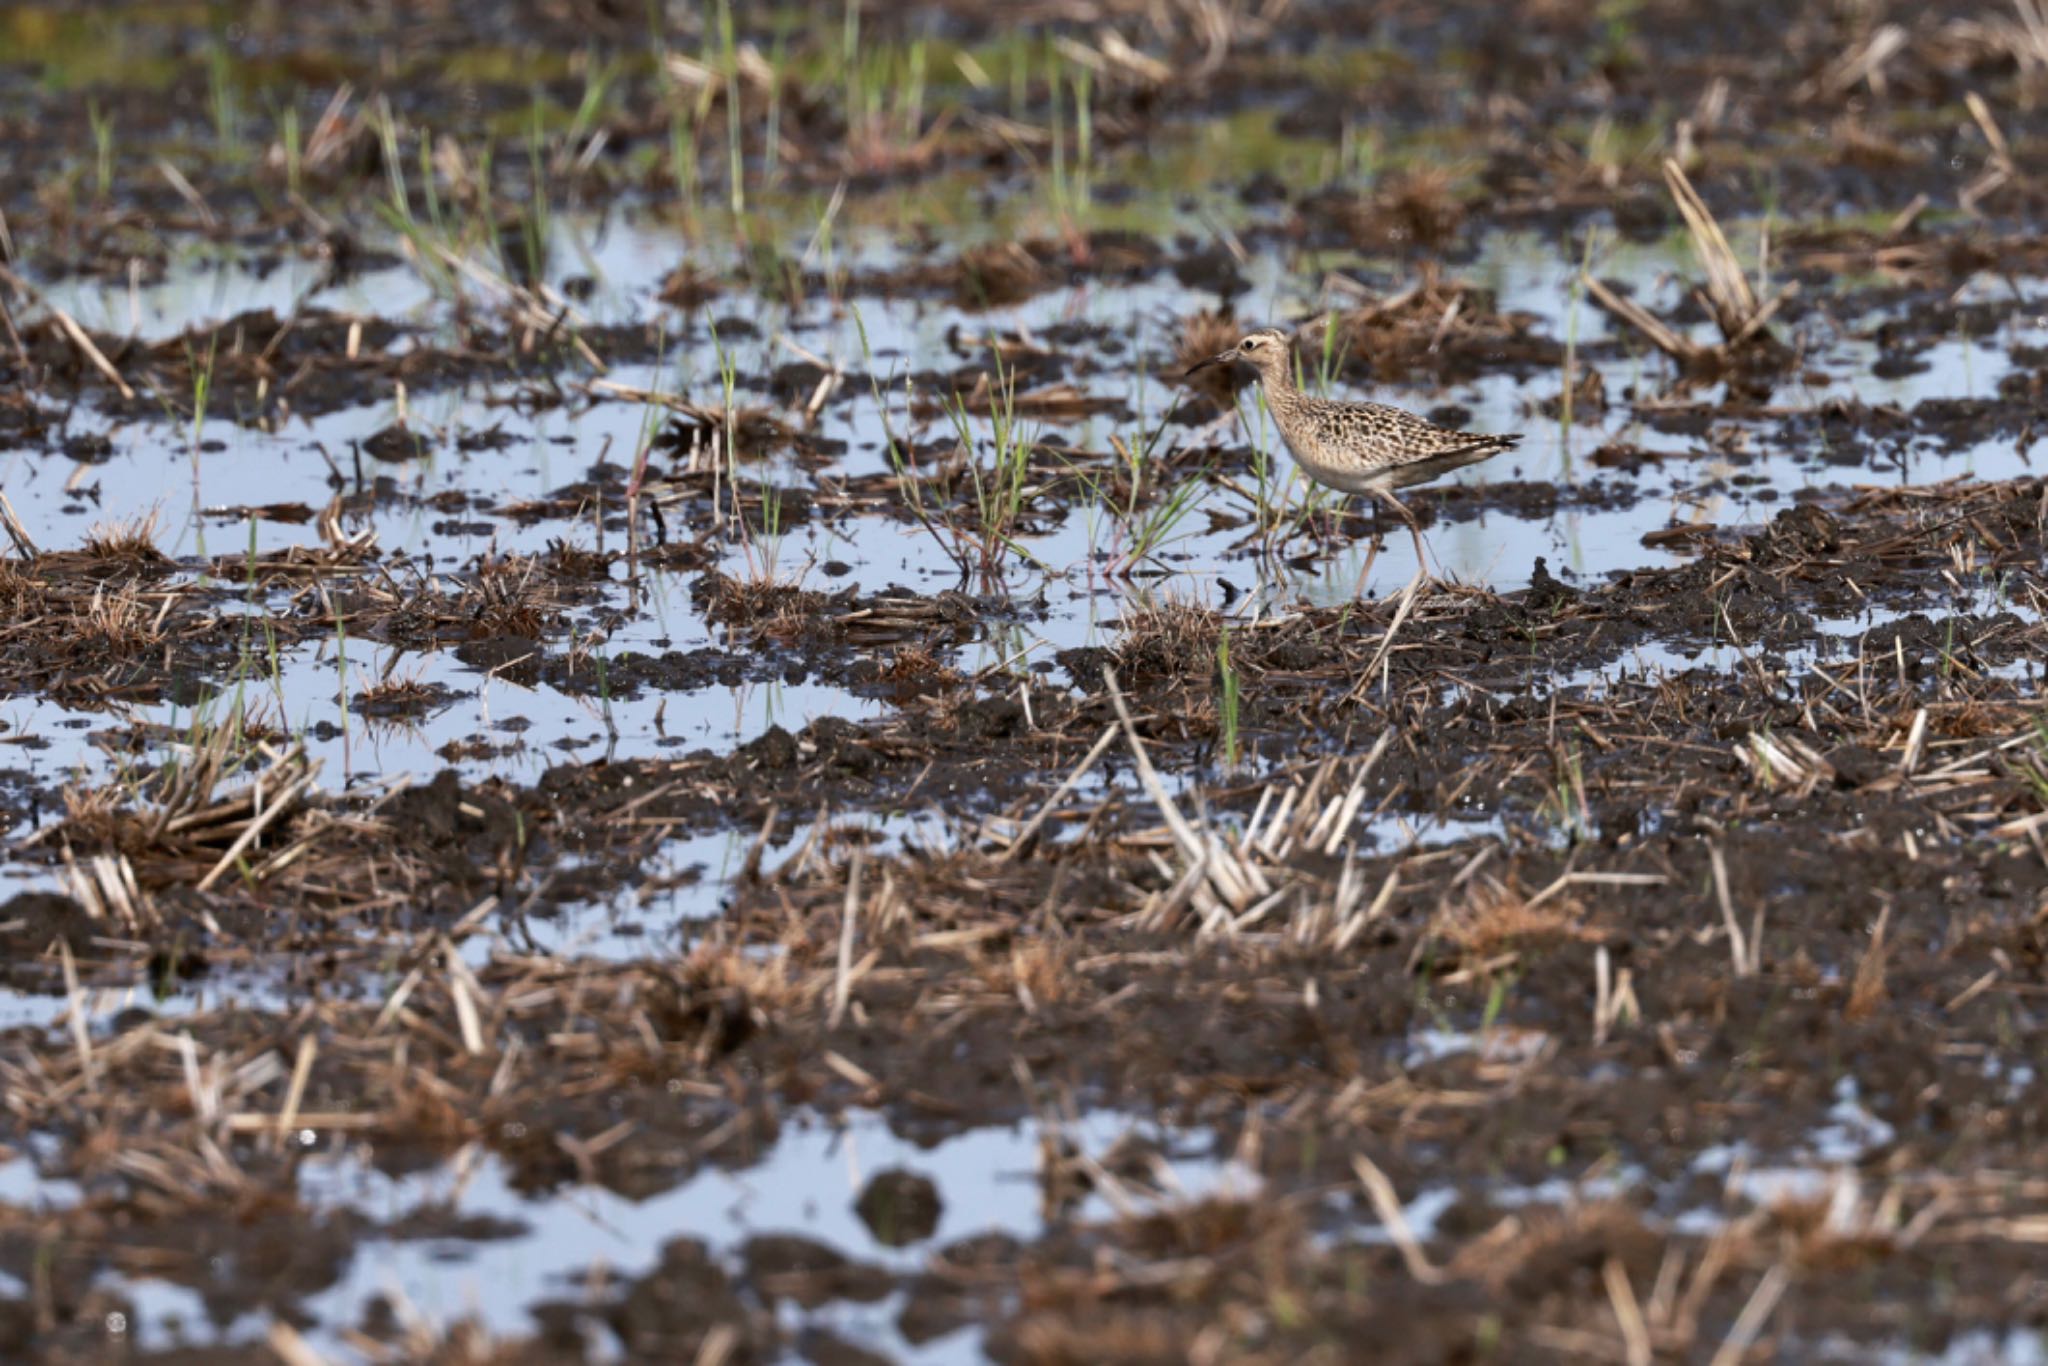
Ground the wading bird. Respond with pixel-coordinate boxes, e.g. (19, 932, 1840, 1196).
(1186, 326, 1521, 572)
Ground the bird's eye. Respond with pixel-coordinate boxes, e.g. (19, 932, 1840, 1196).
(1242, 338, 1260, 350)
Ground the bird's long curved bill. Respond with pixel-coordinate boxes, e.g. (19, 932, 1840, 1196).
(1184, 352, 1228, 377)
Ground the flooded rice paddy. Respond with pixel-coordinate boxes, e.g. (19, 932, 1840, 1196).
(5, 1, 2048, 1361)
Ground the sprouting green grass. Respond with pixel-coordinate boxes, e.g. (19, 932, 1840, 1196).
(374, 119, 520, 307)
(717, 0, 745, 216)
(1480, 973, 1512, 1031)
(1080, 356, 1208, 573)
(708, 314, 743, 515)
(189, 334, 216, 445)
(840, 0, 862, 123)
(902, 38, 928, 149)
(375, 97, 410, 221)
(666, 96, 700, 207)
(87, 97, 113, 199)
(185, 332, 218, 494)
(757, 475, 785, 580)
(1072, 59, 1092, 217)
(849, 322, 1046, 587)
(1333, 112, 1383, 185)
(705, 318, 792, 583)
(800, 181, 848, 302)
(564, 56, 620, 163)
(1124, 473, 1208, 571)
(207, 41, 240, 160)
(855, 309, 977, 581)
(1561, 227, 1599, 445)
(2021, 721, 2048, 808)
(1046, 46, 1075, 226)
(943, 348, 1044, 581)
(518, 95, 552, 283)
(1314, 314, 1348, 395)
(1544, 742, 1590, 844)
(417, 132, 445, 241)
(278, 101, 302, 198)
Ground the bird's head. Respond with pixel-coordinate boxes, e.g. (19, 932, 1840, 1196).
(1184, 326, 1294, 381)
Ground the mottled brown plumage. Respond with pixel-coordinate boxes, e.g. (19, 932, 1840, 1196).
(1187, 325, 1522, 568)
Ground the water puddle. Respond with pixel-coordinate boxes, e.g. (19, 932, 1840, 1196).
(57, 1107, 1256, 1360)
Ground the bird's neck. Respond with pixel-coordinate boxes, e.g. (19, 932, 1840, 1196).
(1259, 364, 1305, 413)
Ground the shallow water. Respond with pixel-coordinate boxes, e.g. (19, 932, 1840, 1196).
(8, 186, 2048, 1359)
(8, 216, 2040, 801)
(0, 1107, 1255, 1361)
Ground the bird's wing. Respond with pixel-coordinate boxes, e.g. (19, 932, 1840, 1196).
(1379, 404, 1521, 454)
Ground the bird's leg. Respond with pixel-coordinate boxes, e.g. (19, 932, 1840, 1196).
(1306, 498, 1329, 555)
(1350, 516, 1383, 598)
(1373, 488, 1430, 580)
(1309, 500, 1338, 558)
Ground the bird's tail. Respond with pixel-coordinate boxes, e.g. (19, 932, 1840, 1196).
(1440, 433, 1521, 463)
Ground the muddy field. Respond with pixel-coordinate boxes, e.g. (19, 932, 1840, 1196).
(3, 0, 2048, 1361)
